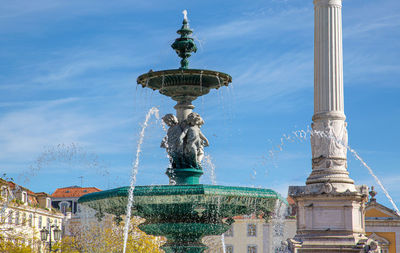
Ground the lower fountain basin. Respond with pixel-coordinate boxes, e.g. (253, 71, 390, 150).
(79, 184, 286, 252)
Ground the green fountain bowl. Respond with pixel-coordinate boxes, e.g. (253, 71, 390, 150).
(78, 184, 286, 221)
(137, 69, 232, 100)
(79, 184, 286, 253)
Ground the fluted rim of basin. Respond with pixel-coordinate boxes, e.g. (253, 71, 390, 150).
(136, 69, 232, 91)
(78, 184, 286, 205)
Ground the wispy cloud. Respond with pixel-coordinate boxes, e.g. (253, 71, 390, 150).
(0, 97, 138, 162)
(197, 7, 312, 42)
(344, 15, 400, 38)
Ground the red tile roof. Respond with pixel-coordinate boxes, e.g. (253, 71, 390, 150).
(287, 196, 295, 205)
(51, 186, 101, 198)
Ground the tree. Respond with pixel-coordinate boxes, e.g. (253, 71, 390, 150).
(0, 227, 39, 253)
(58, 215, 165, 253)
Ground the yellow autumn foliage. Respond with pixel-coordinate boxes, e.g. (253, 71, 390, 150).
(57, 216, 165, 253)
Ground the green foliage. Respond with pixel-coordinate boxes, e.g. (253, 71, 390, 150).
(15, 199, 23, 205)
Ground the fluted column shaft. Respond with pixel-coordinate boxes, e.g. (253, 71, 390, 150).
(314, 0, 344, 116)
(307, 0, 353, 185)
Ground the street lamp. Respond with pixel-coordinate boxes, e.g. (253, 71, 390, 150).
(40, 223, 61, 252)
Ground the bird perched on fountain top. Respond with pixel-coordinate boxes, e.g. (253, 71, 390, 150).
(161, 112, 209, 169)
(171, 10, 197, 69)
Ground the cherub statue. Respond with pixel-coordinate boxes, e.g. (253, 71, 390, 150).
(161, 114, 183, 166)
(180, 112, 209, 167)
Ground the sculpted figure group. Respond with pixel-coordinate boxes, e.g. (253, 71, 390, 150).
(161, 112, 209, 169)
(310, 119, 348, 160)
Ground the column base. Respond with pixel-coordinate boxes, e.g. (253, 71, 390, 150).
(166, 168, 203, 185)
(287, 184, 379, 252)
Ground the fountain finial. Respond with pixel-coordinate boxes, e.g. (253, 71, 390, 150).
(171, 10, 197, 69)
(183, 9, 188, 21)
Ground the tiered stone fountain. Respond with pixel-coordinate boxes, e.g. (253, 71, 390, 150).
(79, 12, 285, 253)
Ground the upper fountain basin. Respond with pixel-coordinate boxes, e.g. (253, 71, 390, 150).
(137, 69, 232, 101)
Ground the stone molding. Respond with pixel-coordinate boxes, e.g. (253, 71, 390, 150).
(289, 184, 368, 198)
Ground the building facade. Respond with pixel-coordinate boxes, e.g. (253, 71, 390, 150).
(204, 210, 296, 253)
(51, 185, 101, 215)
(0, 178, 63, 252)
(365, 188, 400, 253)
(223, 215, 296, 253)
(50, 185, 101, 236)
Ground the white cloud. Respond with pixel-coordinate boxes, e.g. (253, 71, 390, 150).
(197, 7, 312, 42)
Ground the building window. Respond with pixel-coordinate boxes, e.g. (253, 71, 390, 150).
(1, 186, 7, 199)
(39, 216, 42, 228)
(22, 212, 26, 226)
(46, 198, 51, 209)
(22, 192, 27, 203)
(8, 211, 13, 224)
(226, 245, 234, 253)
(15, 211, 20, 225)
(47, 217, 50, 228)
(273, 223, 284, 236)
(224, 226, 234, 237)
(247, 245, 257, 253)
(247, 224, 257, 237)
(29, 214, 33, 227)
(60, 202, 69, 214)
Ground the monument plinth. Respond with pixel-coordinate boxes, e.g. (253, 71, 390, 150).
(288, 0, 378, 252)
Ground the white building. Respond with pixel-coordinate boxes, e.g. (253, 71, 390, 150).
(0, 178, 63, 252)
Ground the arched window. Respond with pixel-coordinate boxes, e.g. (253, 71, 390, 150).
(59, 202, 69, 214)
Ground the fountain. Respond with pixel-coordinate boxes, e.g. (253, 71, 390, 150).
(78, 11, 285, 253)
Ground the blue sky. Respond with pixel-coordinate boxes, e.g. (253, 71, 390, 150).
(0, 0, 399, 209)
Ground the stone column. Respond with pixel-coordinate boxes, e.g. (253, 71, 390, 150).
(307, 0, 354, 188)
(287, 0, 376, 251)
(174, 98, 195, 122)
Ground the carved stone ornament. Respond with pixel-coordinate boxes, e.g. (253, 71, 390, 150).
(365, 239, 380, 253)
(320, 182, 333, 194)
(310, 119, 348, 159)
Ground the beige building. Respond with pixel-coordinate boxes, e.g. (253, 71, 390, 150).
(204, 211, 296, 253)
(364, 187, 400, 253)
(222, 215, 296, 253)
(0, 178, 63, 252)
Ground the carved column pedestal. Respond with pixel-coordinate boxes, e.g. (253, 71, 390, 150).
(288, 185, 372, 252)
